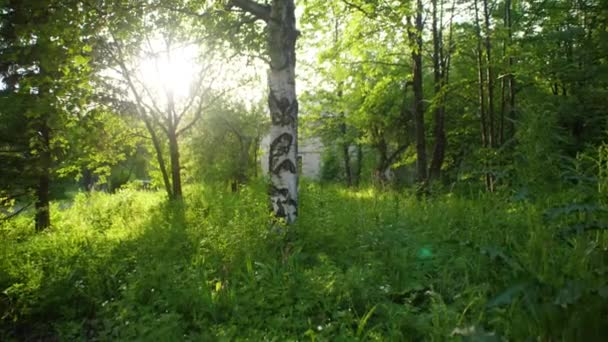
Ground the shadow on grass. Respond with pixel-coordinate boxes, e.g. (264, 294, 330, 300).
(1, 199, 213, 340)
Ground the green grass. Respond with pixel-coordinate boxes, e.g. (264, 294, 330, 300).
(1, 182, 607, 340)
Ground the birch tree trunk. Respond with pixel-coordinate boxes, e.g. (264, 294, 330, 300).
(230, 0, 299, 223)
(266, 0, 299, 223)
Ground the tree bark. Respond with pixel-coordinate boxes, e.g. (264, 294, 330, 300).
(230, 0, 299, 223)
(168, 129, 182, 199)
(374, 138, 390, 185)
(354, 143, 363, 186)
(35, 118, 51, 231)
(266, 0, 299, 223)
(143, 118, 173, 199)
(482, 0, 495, 149)
(409, 0, 427, 183)
(429, 0, 447, 181)
(506, 0, 516, 140)
(474, 0, 488, 149)
(340, 118, 353, 187)
(474, 0, 493, 192)
(482, 0, 495, 191)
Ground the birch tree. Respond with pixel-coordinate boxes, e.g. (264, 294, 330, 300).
(226, 0, 300, 223)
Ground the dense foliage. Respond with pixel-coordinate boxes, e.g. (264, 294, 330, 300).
(1, 183, 607, 340)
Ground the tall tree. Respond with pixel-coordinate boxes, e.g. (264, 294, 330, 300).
(0, 0, 126, 229)
(104, 32, 219, 200)
(408, 0, 427, 183)
(429, 0, 455, 180)
(228, 0, 300, 223)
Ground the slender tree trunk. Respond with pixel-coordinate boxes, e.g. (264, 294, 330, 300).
(482, 0, 496, 191)
(266, 0, 299, 223)
(253, 133, 260, 178)
(168, 129, 182, 199)
(340, 119, 353, 187)
(374, 138, 389, 185)
(342, 140, 353, 186)
(409, 0, 427, 183)
(429, 0, 446, 180)
(474, 0, 487, 148)
(143, 118, 173, 199)
(474, 0, 493, 192)
(354, 143, 363, 186)
(500, 74, 506, 145)
(35, 118, 51, 231)
(506, 0, 516, 139)
(482, 0, 495, 149)
(336, 79, 352, 187)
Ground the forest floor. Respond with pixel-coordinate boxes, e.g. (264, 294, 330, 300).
(1, 182, 607, 340)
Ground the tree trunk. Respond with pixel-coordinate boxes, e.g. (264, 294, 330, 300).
(354, 143, 363, 186)
(474, 0, 493, 192)
(429, 0, 446, 181)
(168, 129, 182, 200)
(253, 133, 260, 178)
(506, 0, 516, 140)
(35, 119, 51, 231)
(144, 118, 173, 199)
(482, 0, 495, 191)
(409, 0, 427, 183)
(482, 0, 495, 149)
(374, 139, 390, 185)
(340, 121, 353, 187)
(474, 0, 488, 149)
(266, 0, 299, 223)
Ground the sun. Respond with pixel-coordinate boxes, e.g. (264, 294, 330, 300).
(136, 39, 200, 103)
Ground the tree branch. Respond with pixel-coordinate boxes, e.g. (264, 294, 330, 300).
(228, 0, 271, 22)
(0, 202, 33, 222)
(387, 144, 410, 165)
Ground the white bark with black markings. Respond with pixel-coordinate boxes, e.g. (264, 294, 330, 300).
(231, 0, 299, 223)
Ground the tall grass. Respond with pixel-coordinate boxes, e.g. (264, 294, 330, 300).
(1, 181, 607, 340)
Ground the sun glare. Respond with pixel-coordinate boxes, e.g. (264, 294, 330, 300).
(121, 36, 267, 109)
(137, 40, 199, 102)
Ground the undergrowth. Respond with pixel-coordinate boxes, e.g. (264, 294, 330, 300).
(1, 181, 607, 340)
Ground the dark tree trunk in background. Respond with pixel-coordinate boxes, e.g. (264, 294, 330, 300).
(474, 0, 493, 192)
(482, 0, 496, 191)
(35, 118, 51, 231)
(168, 130, 182, 200)
(354, 144, 363, 186)
(506, 0, 516, 140)
(482, 0, 495, 149)
(144, 118, 173, 199)
(374, 138, 390, 185)
(429, 0, 447, 181)
(409, 0, 427, 183)
(474, 0, 488, 149)
(253, 133, 260, 178)
(340, 120, 353, 187)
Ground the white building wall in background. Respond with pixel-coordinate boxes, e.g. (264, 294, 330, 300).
(260, 135, 324, 179)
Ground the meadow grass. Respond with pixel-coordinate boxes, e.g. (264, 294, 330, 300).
(1, 182, 607, 340)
